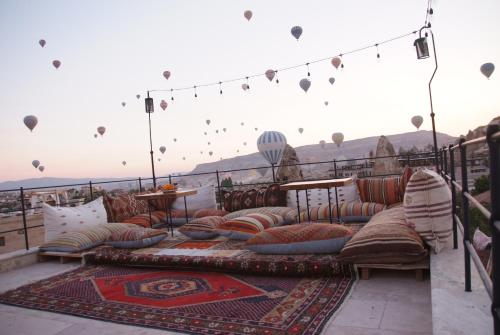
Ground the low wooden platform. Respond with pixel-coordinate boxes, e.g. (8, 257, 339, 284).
(356, 258, 430, 281)
(38, 251, 85, 264)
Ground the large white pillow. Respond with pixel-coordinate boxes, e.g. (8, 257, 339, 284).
(43, 197, 108, 242)
(286, 184, 360, 208)
(171, 185, 217, 214)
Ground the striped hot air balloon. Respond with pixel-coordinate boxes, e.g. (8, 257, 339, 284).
(257, 131, 287, 165)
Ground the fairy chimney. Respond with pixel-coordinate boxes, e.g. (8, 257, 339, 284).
(373, 135, 402, 175)
(276, 144, 304, 182)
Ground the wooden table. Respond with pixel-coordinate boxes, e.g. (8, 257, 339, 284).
(280, 178, 353, 223)
(135, 189, 197, 235)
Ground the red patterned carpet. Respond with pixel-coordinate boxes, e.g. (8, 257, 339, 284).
(0, 265, 356, 334)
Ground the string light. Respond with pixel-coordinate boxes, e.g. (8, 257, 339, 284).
(375, 44, 380, 59)
(306, 63, 311, 77)
(275, 70, 279, 84)
(339, 54, 344, 69)
(148, 29, 418, 96)
(219, 81, 223, 95)
(194, 85, 197, 98)
(170, 88, 174, 101)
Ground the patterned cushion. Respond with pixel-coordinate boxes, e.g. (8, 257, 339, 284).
(245, 223, 354, 254)
(300, 202, 387, 222)
(40, 225, 112, 252)
(148, 197, 174, 212)
(122, 211, 167, 228)
(400, 165, 413, 194)
(223, 206, 297, 224)
(101, 222, 132, 234)
(178, 216, 226, 240)
(106, 227, 167, 249)
(286, 184, 360, 208)
(193, 208, 229, 218)
(43, 197, 108, 242)
(403, 169, 452, 253)
(255, 184, 287, 208)
(356, 176, 404, 205)
(102, 193, 148, 223)
(218, 213, 284, 240)
(339, 207, 428, 264)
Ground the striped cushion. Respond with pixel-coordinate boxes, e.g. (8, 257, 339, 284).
(300, 202, 387, 222)
(223, 206, 297, 224)
(218, 213, 284, 240)
(245, 223, 353, 254)
(193, 208, 229, 218)
(356, 176, 404, 205)
(106, 228, 167, 249)
(122, 211, 167, 228)
(339, 207, 428, 264)
(39, 225, 112, 252)
(403, 169, 452, 253)
(178, 216, 226, 240)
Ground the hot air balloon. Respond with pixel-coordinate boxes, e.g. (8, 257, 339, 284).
(32, 160, 40, 168)
(209, 151, 213, 156)
(215, 129, 219, 134)
(332, 132, 344, 147)
(223, 128, 227, 132)
(331, 57, 341, 69)
(52, 60, 61, 69)
(241, 83, 249, 91)
(254, 127, 258, 131)
(324, 101, 329, 106)
(23, 115, 38, 132)
(298, 128, 304, 134)
(241, 122, 245, 126)
(329, 77, 335, 85)
(173, 138, 177, 142)
(204, 132, 207, 135)
(291, 26, 303, 40)
(206, 119, 211, 125)
(244, 10, 252, 21)
(158, 158, 161, 162)
(159, 146, 166, 154)
(163, 71, 171, 80)
(320, 140, 326, 149)
(265, 69, 275, 81)
(411, 115, 424, 129)
(237, 149, 240, 153)
(257, 131, 287, 165)
(480, 63, 495, 79)
(121, 102, 126, 107)
(160, 100, 168, 110)
(208, 142, 211, 145)
(38, 166, 45, 172)
(122, 161, 126, 166)
(94, 134, 98, 138)
(200, 151, 203, 154)
(182, 157, 186, 160)
(39, 39, 46, 47)
(299, 78, 311, 92)
(243, 142, 247, 146)
(97, 126, 106, 136)
(136, 94, 141, 99)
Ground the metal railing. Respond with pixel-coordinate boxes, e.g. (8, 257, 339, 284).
(438, 122, 499, 334)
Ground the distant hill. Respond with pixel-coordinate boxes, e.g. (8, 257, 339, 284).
(0, 130, 456, 191)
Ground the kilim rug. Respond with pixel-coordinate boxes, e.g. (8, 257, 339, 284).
(0, 265, 356, 334)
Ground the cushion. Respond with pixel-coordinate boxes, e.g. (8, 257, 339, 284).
(286, 184, 360, 208)
(403, 169, 452, 253)
(255, 183, 287, 208)
(106, 227, 167, 249)
(39, 224, 112, 252)
(223, 184, 287, 212)
(400, 165, 413, 194)
(193, 208, 229, 218)
(356, 176, 404, 205)
(223, 206, 297, 224)
(338, 207, 428, 264)
(300, 202, 387, 223)
(43, 197, 107, 242)
(178, 216, 226, 240)
(171, 185, 217, 215)
(122, 211, 167, 228)
(218, 213, 284, 240)
(245, 223, 354, 254)
(102, 193, 148, 223)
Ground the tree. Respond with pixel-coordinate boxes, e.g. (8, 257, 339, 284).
(472, 175, 490, 195)
(220, 177, 233, 188)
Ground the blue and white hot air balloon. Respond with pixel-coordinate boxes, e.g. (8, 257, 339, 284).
(257, 131, 287, 165)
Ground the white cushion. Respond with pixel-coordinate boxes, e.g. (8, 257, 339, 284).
(43, 197, 108, 242)
(286, 184, 360, 208)
(403, 169, 452, 253)
(171, 185, 216, 213)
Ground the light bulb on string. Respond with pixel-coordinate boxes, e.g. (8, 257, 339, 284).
(306, 63, 311, 77)
(340, 54, 344, 69)
(275, 70, 279, 84)
(219, 82, 223, 95)
(194, 85, 198, 98)
(170, 88, 174, 101)
(375, 44, 380, 60)
(245, 77, 250, 90)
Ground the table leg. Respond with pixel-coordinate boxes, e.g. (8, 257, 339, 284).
(305, 190, 311, 222)
(183, 196, 189, 224)
(295, 190, 301, 223)
(327, 188, 333, 224)
(147, 200, 153, 228)
(334, 186, 341, 224)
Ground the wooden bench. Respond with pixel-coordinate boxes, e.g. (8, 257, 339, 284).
(357, 258, 430, 281)
(38, 251, 87, 264)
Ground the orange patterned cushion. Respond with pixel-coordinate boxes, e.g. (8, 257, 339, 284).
(179, 216, 226, 240)
(300, 202, 386, 222)
(356, 177, 403, 205)
(102, 193, 148, 222)
(218, 213, 284, 240)
(122, 211, 167, 228)
(106, 227, 167, 248)
(193, 208, 229, 218)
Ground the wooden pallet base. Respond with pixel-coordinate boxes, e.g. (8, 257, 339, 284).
(38, 251, 85, 264)
(356, 258, 430, 281)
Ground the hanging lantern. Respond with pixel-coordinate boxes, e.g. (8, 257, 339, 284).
(145, 92, 154, 113)
(414, 30, 429, 59)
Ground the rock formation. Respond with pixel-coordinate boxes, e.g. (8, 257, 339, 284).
(276, 144, 304, 182)
(373, 135, 402, 175)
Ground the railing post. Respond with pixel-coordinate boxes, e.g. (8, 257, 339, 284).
(168, 174, 172, 185)
(271, 163, 276, 182)
(406, 154, 410, 167)
(440, 148, 444, 173)
(449, 144, 458, 250)
(216, 170, 222, 210)
(89, 181, 93, 200)
(443, 146, 448, 180)
(333, 160, 338, 178)
(459, 137, 472, 292)
(486, 122, 500, 333)
(19, 187, 29, 250)
(138, 177, 142, 192)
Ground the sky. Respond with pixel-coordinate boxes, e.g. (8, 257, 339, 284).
(0, 0, 499, 182)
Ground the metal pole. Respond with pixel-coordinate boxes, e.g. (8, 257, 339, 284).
(271, 163, 276, 182)
(146, 91, 157, 189)
(216, 170, 222, 210)
(20, 187, 29, 250)
(138, 177, 142, 192)
(443, 146, 448, 180)
(428, 29, 439, 172)
(486, 122, 500, 333)
(449, 145, 458, 250)
(459, 138, 472, 292)
(89, 181, 93, 200)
